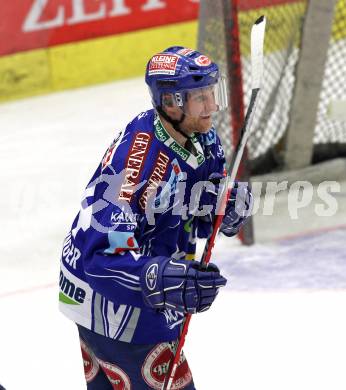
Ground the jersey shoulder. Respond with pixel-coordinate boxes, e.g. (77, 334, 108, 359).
(100, 109, 156, 174)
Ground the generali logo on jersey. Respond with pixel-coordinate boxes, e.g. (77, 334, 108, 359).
(139, 150, 170, 209)
(119, 132, 152, 201)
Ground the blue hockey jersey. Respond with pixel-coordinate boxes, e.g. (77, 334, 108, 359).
(59, 109, 226, 344)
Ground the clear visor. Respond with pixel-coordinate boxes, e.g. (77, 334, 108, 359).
(162, 77, 228, 117)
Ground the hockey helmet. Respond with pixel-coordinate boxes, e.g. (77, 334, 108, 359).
(145, 46, 228, 116)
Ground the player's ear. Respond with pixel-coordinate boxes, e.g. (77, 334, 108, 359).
(162, 93, 182, 119)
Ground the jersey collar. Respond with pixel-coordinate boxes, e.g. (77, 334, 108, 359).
(154, 114, 205, 169)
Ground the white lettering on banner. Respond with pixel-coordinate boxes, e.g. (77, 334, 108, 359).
(23, 0, 64, 32)
(22, 0, 177, 32)
(23, 0, 131, 32)
(67, 0, 106, 25)
(109, 0, 131, 17)
(142, 0, 166, 11)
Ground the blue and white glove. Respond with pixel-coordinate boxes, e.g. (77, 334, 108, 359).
(200, 173, 253, 237)
(220, 181, 253, 237)
(140, 257, 227, 314)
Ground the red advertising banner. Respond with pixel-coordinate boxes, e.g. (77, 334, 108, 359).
(0, 0, 199, 56)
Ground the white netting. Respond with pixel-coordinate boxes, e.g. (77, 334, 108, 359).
(199, 0, 346, 173)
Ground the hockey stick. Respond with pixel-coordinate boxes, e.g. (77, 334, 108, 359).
(162, 15, 266, 390)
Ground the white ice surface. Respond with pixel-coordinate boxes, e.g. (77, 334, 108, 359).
(0, 78, 346, 390)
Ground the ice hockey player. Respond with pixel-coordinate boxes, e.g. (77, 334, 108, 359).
(59, 46, 253, 389)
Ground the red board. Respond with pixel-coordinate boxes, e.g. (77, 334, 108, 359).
(0, 0, 199, 56)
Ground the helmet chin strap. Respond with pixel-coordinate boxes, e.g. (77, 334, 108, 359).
(157, 106, 188, 137)
(157, 107, 196, 154)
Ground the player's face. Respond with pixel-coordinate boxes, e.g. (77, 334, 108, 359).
(163, 87, 217, 134)
(180, 112, 212, 134)
(182, 87, 217, 134)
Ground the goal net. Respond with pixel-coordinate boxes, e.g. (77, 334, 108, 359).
(198, 0, 346, 176)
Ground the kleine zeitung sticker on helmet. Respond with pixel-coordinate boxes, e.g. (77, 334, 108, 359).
(194, 55, 211, 66)
(148, 54, 179, 76)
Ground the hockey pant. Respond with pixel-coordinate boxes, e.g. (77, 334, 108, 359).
(77, 324, 196, 390)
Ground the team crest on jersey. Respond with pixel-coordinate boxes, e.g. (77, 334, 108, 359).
(148, 54, 179, 76)
(97, 359, 132, 390)
(141, 342, 192, 389)
(80, 339, 100, 383)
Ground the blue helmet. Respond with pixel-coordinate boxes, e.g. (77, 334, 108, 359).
(145, 46, 227, 112)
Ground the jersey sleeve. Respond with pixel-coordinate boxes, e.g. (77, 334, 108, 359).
(82, 203, 151, 309)
(75, 121, 156, 309)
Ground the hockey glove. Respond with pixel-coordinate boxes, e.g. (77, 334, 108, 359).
(200, 173, 253, 237)
(220, 181, 253, 237)
(140, 257, 227, 314)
